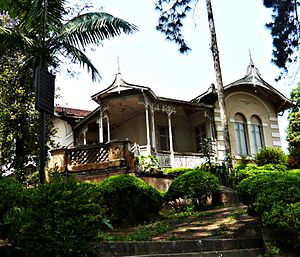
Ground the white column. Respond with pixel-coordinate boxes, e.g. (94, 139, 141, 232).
(97, 115, 103, 143)
(82, 126, 88, 145)
(150, 104, 156, 149)
(106, 115, 110, 142)
(145, 104, 151, 154)
(167, 113, 175, 167)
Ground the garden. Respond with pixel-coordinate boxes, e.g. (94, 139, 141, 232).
(0, 147, 300, 257)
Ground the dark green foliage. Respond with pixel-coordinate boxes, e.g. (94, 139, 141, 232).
(155, 0, 193, 53)
(263, 0, 299, 80)
(98, 175, 163, 226)
(237, 172, 300, 215)
(263, 202, 300, 249)
(254, 147, 287, 166)
(0, 176, 23, 242)
(4, 175, 106, 257)
(165, 170, 221, 210)
(0, 53, 38, 180)
(163, 167, 195, 177)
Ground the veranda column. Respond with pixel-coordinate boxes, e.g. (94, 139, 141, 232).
(167, 112, 175, 167)
(143, 93, 151, 154)
(105, 115, 111, 142)
(149, 104, 156, 149)
(96, 114, 103, 143)
(163, 105, 176, 167)
(145, 104, 151, 154)
(82, 126, 88, 145)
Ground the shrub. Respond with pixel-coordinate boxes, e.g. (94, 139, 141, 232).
(254, 147, 287, 166)
(4, 175, 106, 257)
(262, 202, 300, 249)
(165, 170, 220, 210)
(232, 163, 287, 185)
(98, 175, 163, 226)
(237, 172, 300, 215)
(163, 167, 195, 177)
(0, 177, 23, 223)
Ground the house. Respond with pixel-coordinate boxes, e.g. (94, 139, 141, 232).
(49, 59, 293, 176)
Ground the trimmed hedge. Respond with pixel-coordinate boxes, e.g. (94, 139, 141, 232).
(165, 170, 221, 210)
(4, 175, 105, 257)
(163, 167, 195, 177)
(98, 175, 163, 226)
(262, 202, 300, 249)
(237, 172, 300, 215)
(232, 164, 287, 185)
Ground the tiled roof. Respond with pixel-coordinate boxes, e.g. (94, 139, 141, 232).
(55, 106, 91, 118)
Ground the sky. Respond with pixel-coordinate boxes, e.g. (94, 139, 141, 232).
(55, 0, 298, 150)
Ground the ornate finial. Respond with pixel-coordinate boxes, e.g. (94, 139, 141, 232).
(249, 49, 254, 67)
(246, 51, 260, 76)
(117, 56, 121, 74)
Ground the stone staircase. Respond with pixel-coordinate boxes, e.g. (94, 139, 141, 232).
(95, 238, 265, 257)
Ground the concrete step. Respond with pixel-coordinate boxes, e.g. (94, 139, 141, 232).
(96, 238, 264, 257)
(122, 248, 265, 257)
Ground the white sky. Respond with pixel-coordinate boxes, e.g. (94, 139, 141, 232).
(55, 0, 298, 151)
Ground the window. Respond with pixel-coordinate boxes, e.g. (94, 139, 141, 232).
(195, 122, 207, 152)
(234, 113, 248, 155)
(250, 115, 264, 154)
(158, 126, 170, 151)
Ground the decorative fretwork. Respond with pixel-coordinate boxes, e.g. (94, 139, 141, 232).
(67, 144, 109, 165)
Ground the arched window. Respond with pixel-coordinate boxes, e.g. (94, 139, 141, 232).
(234, 113, 248, 155)
(250, 115, 264, 154)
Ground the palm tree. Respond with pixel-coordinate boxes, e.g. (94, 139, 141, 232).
(0, 0, 138, 182)
(0, 0, 138, 81)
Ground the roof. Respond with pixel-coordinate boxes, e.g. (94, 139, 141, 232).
(91, 72, 158, 103)
(54, 106, 91, 118)
(192, 59, 293, 113)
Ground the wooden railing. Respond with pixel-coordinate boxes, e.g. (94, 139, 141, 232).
(49, 139, 134, 173)
(68, 144, 109, 165)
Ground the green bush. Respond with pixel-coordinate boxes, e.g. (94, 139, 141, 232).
(254, 147, 287, 166)
(0, 177, 23, 223)
(232, 163, 287, 185)
(4, 175, 106, 257)
(237, 172, 300, 215)
(262, 202, 300, 249)
(165, 170, 221, 210)
(163, 167, 195, 177)
(98, 175, 163, 226)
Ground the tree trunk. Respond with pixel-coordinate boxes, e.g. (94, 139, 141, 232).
(206, 0, 232, 166)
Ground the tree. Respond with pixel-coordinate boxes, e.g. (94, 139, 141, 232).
(0, 53, 38, 180)
(262, 0, 300, 81)
(155, 0, 232, 165)
(0, 0, 138, 81)
(287, 84, 300, 168)
(0, 0, 138, 181)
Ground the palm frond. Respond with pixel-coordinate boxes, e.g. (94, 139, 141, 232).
(59, 12, 138, 50)
(0, 28, 34, 57)
(59, 42, 101, 82)
(28, 0, 65, 29)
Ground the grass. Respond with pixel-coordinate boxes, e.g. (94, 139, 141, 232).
(97, 208, 226, 242)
